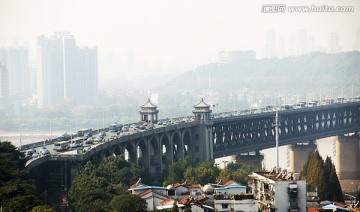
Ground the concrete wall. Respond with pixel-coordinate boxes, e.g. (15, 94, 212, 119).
(336, 135, 360, 180)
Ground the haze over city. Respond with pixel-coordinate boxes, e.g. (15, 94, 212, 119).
(0, 0, 359, 82)
(1, 1, 360, 211)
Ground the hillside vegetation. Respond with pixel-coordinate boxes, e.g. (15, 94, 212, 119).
(162, 51, 360, 94)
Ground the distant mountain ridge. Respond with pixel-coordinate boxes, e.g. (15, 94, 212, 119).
(161, 51, 360, 94)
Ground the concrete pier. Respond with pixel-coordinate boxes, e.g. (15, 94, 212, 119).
(231, 151, 264, 169)
(288, 140, 317, 173)
(335, 134, 360, 192)
(336, 135, 360, 180)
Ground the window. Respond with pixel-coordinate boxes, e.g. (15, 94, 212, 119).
(195, 134, 199, 140)
(221, 204, 228, 209)
(195, 146, 200, 152)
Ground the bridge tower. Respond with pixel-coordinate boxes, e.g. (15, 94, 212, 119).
(139, 98, 159, 123)
(335, 134, 360, 192)
(192, 98, 213, 162)
(288, 140, 317, 173)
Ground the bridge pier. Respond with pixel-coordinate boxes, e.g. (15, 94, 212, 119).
(231, 150, 264, 169)
(336, 134, 360, 192)
(288, 140, 317, 173)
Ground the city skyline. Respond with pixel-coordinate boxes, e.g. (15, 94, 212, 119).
(36, 32, 98, 108)
(0, 0, 359, 80)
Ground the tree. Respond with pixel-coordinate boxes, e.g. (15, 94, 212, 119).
(69, 156, 147, 211)
(31, 205, 55, 212)
(164, 156, 198, 185)
(110, 194, 147, 212)
(217, 163, 259, 185)
(0, 141, 42, 211)
(184, 161, 220, 185)
(300, 150, 326, 199)
(356, 191, 360, 202)
(328, 160, 343, 202)
(300, 151, 343, 201)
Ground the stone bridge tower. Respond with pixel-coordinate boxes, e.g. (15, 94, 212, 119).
(139, 98, 159, 123)
(192, 98, 214, 162)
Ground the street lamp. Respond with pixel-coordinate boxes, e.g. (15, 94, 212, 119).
(64, 124, 72, 149)
(19, 123, 27, 150)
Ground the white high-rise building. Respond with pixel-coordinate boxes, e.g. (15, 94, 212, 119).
(328, 31, 342, 54)
(265, 30, 276, 58)
(36, 32, 98, 108)
(0, 45, 29, 96)
(355, 27, 360, 51)
(0, 63, 8, 98)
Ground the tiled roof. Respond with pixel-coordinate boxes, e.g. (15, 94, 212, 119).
(141, 98, 157, 108)
(179, 196, 190, 205)
(194, 98, 210, 108)
(187, 184, 201, 189)
(223, 180, 236, 186)
(308, 208, 323, 212)
(173, 183, 182, 188)
(139, 189, 153, 197)
(160, 198, 174, 205)
(197, 195, 208, 202)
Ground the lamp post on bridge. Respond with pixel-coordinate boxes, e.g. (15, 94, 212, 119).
(19, 123, 27, 150)
(64, 124, 72, 149)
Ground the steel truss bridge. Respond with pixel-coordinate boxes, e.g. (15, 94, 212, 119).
(212, 102, 360, 157)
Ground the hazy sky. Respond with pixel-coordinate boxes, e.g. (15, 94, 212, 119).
(0, 0, 359, 80)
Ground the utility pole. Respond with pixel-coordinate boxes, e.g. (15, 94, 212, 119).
(275, 110, 279, 171)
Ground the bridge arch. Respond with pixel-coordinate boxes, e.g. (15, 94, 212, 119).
(171, 131, 182, 162)
(182, 129, 192, 157)
(148, 136, 160, 167)
(160, 133, 172, 168)
(113, 145, 123, 157)
(123, 142, 136, 163)
(136, 138, 149, 169)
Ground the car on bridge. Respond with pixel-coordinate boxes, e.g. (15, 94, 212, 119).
(85, 137, 94, 144)
(99, 131, 106, 140)
(25, 148, 36, 159)
(39, 146, 50, 156)
(57, 133, 71, 141)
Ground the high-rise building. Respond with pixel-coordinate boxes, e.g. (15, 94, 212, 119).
(328, 31, 342, 53)
(0, 63, 8, 98)
(0, 45, 29, 96)
(265, 30, 276, 58)
(355, 27, 360, 51)
(36, 32, 98, 108)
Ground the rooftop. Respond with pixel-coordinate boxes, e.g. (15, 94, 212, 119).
(141, 98, 157, 109)
(249, 171, 301, 182)
(194, 98, 211, 108)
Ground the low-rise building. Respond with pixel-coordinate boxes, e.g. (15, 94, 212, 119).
(248, 171, 307, 212)
(130, 179, 257, 211)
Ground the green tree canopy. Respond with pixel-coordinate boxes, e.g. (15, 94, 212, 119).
(300, 151, 343, 201)
(217, 163, 260, 185)
(110, 194, 147, 212)
(324, 157, 343, 202)
(163, 156, 198, 185)
(0, 141, 42, 211)
(69, 156, 147, 211)
(184, 161, 220, 185)
(31, 205, 55, 212)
